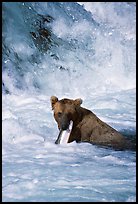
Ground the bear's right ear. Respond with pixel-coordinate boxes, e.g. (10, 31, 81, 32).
(50, 96, 58, 110)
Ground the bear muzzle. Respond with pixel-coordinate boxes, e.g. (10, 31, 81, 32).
(58, 114, 71, 130)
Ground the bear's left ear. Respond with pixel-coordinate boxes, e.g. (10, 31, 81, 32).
(74, 98, 83, 106)
(50, 96, 58, 110)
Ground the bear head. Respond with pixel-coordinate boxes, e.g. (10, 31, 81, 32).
(50, 96, 82, 130)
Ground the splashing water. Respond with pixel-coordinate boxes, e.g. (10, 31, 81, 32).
(2, 2, 136, 202)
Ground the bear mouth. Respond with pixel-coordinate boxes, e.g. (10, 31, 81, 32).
(55, 120, 73, 144)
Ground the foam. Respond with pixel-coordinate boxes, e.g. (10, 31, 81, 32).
(2, 2, 136, 202)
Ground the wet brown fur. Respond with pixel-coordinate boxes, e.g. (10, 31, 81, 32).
(50, 96, 134, 150)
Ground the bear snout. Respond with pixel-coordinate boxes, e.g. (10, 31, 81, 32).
(60, 115, 70, 130)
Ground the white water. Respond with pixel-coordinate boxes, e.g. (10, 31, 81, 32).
(2, 2, 136, 202)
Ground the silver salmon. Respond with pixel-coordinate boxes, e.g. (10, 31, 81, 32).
(55, 121, 73, 144)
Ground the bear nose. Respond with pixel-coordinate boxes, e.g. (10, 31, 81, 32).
(61, 122, 70, 130)
(60, 115, 70, 130)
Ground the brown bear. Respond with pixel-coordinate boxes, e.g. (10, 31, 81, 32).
(50, 96, 135, 150)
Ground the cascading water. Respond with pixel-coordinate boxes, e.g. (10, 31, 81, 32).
(2, 2, 136, 202)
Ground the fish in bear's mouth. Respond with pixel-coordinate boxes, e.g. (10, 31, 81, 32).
(55, 121, 73, 144)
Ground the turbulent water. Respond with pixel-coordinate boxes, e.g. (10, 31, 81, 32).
(2, 2, 136, 202)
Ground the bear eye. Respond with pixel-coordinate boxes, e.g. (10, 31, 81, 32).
(57, 112, 62, 117)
